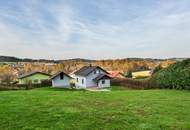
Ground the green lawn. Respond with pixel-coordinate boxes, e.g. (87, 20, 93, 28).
(0, 87, 190, 130)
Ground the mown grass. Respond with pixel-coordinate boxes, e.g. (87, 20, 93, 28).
(0, 86, 190, 130)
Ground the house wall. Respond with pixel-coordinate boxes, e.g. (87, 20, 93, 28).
(98, 79, 110, 88)
(52, 74, 70, 88)
(75, 75, 86, 89)
(75, 68, 106, 88)
(85, 69, 106, 87)
(18, 74, 50, 84)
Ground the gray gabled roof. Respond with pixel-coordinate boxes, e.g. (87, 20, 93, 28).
(74, 66, 109, 77)
(93, 74, 111, 82)
(18, 71, 51, 79)
(50, 71, 72, 80)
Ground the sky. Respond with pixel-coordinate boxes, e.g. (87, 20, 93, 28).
(0, 0, 190, 60)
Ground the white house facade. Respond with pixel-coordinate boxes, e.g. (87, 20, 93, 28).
(50, 72, 71, 88)
(74, 66, 111, 89)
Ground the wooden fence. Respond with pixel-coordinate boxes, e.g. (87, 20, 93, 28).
(111, 78, 157, 89)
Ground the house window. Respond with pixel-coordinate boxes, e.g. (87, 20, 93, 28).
(60, 73, 64, 80)
(82, 79, 84, 84)
(77, 78, 78, 82)
(34, 79, 39, 83)
(94, 71, 96, 74)
(102, 80, 105, 84)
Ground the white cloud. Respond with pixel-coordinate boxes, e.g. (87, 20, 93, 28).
(0, 0, 189, 59)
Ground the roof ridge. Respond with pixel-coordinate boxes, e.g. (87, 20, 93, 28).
(50, 71, 71, 79)
(18, 71, 51, 79)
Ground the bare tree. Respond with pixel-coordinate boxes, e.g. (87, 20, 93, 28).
(0, 72, 15, 85)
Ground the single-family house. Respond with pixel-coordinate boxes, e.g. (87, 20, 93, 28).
(74, 65, 111, 89)
(50, 72, 72, 88)
(18, 71, 51, 84)
(108, 71, 125, 79)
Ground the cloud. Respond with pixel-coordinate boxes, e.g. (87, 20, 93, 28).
(0, 0, 190, 59)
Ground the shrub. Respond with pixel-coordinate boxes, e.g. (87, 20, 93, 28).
(0, 84, 21, 91)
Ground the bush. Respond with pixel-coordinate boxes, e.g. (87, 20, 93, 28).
(150, 59, 190, 90)
(17, 80, 52, 90)
(0, 84, 21, 91)
(0, 80, 52, 91)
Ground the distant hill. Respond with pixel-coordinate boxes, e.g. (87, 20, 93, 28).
(0, 56, 21, 62)
(0, 55, 187, 63)
(0, 56, 93, 63)
(1, 55, 188, 73)
(0, 56, 57, 63)
(151, 59, 190, 89)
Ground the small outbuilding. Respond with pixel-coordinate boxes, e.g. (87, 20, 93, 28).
(18, 71, 51, 85)
(50, 72, 71, 88)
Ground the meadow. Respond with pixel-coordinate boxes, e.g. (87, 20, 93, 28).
(0, 87, 190, 130)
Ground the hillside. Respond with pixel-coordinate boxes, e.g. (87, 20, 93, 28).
(0, 56, 57, 63)
(0, 56, 178, 76)
(151, 59, 190, 89)
(0, 56, 21, 62)
(60, 58, 175, 73)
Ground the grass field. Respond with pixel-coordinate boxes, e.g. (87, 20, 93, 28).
(0, 87, 190, 130)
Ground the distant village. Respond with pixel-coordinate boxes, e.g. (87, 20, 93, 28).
(0, 57, 176, 89)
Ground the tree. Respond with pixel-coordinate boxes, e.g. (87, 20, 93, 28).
(152, 64, 163, 74)
(124, 70, 132, 78)
(0, 72, 15, 85)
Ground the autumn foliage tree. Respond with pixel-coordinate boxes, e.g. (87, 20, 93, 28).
(0, 66, 15, 85)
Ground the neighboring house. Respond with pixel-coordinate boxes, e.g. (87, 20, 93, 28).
(74, 65, 111, 89)
(18, 71, 51, 84)
(50, 72, 72, 88)
(132, 70, 152, 79)
(108, 71, 125, 79)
